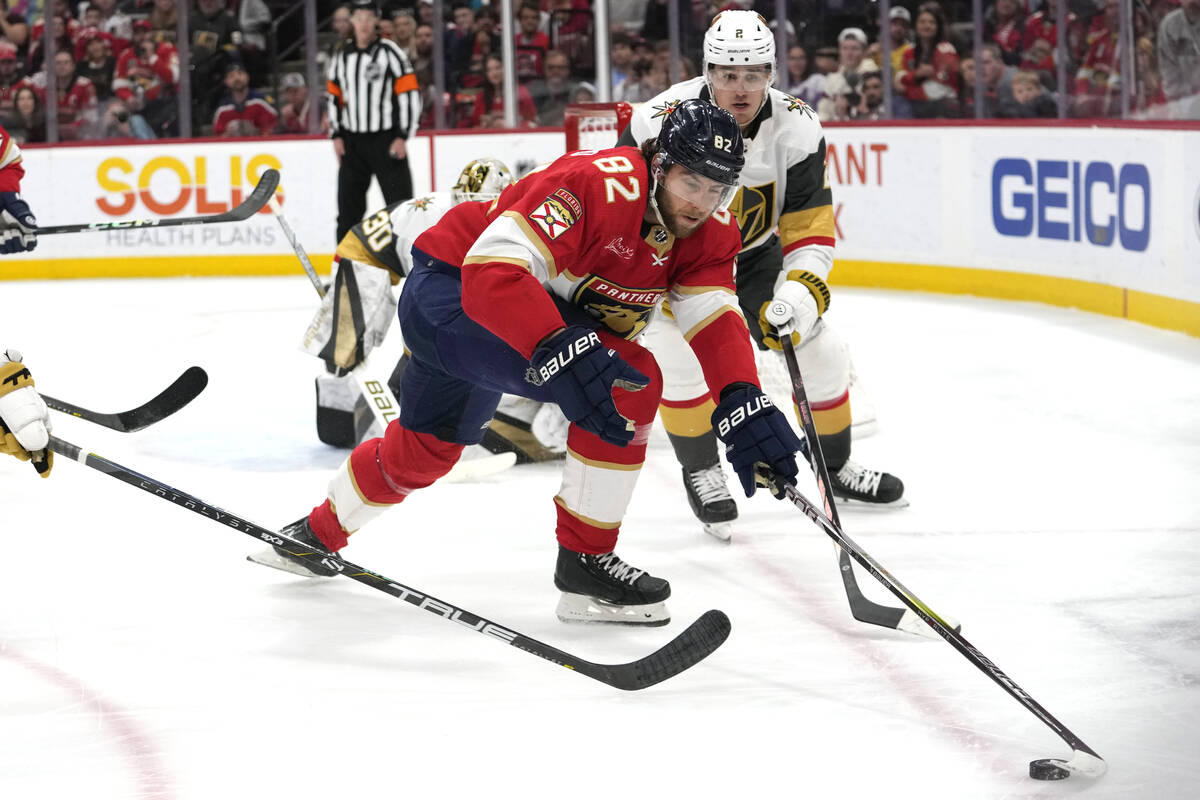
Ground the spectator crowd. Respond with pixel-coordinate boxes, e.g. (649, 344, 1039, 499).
(1, 0, 1196, 145)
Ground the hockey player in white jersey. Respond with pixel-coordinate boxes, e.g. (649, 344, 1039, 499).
(303, 157, 570, 457)
(619, 10, 904, 540)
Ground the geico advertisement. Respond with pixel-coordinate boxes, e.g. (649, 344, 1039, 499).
(19, 140, 342, 257)
(823, 129, 945, 261)
(971, 131, 1165, 280)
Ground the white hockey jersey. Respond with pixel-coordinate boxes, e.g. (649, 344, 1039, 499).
(339, 190, 458, 280)
(301, 191, 458, 370)
(621, 78, 835, 282)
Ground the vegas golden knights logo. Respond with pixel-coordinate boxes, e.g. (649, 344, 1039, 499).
(728, 182, 775, 246)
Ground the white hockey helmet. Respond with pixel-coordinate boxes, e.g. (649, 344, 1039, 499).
(450, 158, 515, 204)
(703, 10, 777, 94)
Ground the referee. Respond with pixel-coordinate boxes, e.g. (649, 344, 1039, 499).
(327, 0, 422, 241)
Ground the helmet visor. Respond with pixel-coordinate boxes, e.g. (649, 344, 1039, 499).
(707, 64, 773, 92)
(660, 162, 739, 214)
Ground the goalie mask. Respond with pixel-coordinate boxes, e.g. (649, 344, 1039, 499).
(703, 10, 776, 104)
(451, 158, 515, 204)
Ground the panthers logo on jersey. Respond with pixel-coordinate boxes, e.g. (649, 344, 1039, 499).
(572, 277, 664, 339)
(728, 182, 776, 247)
(411, 196, 434, 210)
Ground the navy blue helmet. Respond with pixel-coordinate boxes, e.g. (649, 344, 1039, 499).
(655, 98, 745, 188)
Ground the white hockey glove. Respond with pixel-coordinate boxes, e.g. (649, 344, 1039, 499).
(300, 259, 397, 374)
(0, 192, 38, 254)
(0, 348, 53, 477)
(761, 271, 830, 350)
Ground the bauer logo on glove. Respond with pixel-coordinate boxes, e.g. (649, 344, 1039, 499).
(715, 392, 775, 437)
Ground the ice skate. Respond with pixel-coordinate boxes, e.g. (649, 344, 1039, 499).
(829, 459, 907, 507)
(682, 465, 737, 542)
(554, 545, 671, 626)
(247, 517, 342, 577)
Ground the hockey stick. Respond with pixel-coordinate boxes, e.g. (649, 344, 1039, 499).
(759, 469, 1106, 781)
(38, 169, 280, 235)
(771, 324, 937, 636)
(47, 434, 730, 690)
(42, 367, 208, 433)
(269, 198, 516, 482)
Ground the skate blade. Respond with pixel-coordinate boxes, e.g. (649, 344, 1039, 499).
(247, 549, 333, 578)
(555, 593, 670, 626)
(702, 521, 733, 543)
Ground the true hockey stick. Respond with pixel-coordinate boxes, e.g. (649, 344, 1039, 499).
(771, 323, 935, 636)
(37, 169, 280, 235)
(48, 434, 730, 690)
(42, 366, 208, 432)
(759, 469, 1106, 781)
(269, 198, 516, 482)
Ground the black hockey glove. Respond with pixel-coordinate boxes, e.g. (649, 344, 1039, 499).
(530, 326, 648, 447)
(0, 192, 37, 254)
(713, 383, 803, 498)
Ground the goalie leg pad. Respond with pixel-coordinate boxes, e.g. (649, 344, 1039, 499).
(315, 374, 362, 448)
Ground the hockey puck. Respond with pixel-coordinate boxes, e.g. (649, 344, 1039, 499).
(1029, 759, 1070, 781)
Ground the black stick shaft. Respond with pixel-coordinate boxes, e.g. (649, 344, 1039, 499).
(47, 435, 729, 691)
(775, 332, 908, 631)
(772, 472, 1103, 762)
(37, 169, 280, 235)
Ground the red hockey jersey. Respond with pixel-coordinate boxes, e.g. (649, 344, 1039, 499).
(413, 145, 759, 396)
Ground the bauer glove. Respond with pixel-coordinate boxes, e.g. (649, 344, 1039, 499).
(713, 383, 802, 498)
(529, 326, 648, 448)
(0, 192, 38, 254)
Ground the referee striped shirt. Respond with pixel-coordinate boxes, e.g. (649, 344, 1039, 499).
(326, 37, 421, 138)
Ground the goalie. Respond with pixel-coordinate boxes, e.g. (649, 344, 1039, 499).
(302, 157, 569, 463)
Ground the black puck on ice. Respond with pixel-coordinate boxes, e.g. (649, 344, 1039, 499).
(1029, 759, 1071, 780)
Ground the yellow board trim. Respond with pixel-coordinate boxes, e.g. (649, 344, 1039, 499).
(5, 254, 1196, 338)
(831, 260, 1200, 338)
(0, 254, 336, 281)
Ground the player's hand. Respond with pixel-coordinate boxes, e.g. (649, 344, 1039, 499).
(530, 326, 649, 447)
(0, 192, 37, 254)
(389, 138, 406, 159)
(332, 137, 345, 162)
(761, 278, 823, 349)
(712, 383, 802, 498)
(0, 349, 54, 478)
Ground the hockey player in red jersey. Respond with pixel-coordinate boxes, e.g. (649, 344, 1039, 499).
(262, 99, 802, 625)
(621, 10, 906, 542)
(0, 123, 38, 254)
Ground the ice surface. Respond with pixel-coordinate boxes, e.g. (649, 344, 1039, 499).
(2, 277, 1198, 799)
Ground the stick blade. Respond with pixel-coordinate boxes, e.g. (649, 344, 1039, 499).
(600, 609, 732, 691)
(116, 366, 209, 431)
(1057, 749, 1108, 778)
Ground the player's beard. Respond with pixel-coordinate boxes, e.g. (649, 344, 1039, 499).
(654, 186, 706, 239)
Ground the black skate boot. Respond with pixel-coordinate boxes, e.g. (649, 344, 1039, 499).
(247, 517, 342, 577)
(829, 459, 906, 506)
(682, 464, 738, 542)
(553, 545, 671, 626)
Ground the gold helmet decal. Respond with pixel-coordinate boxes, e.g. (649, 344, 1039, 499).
(451, 158, 516, 204)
